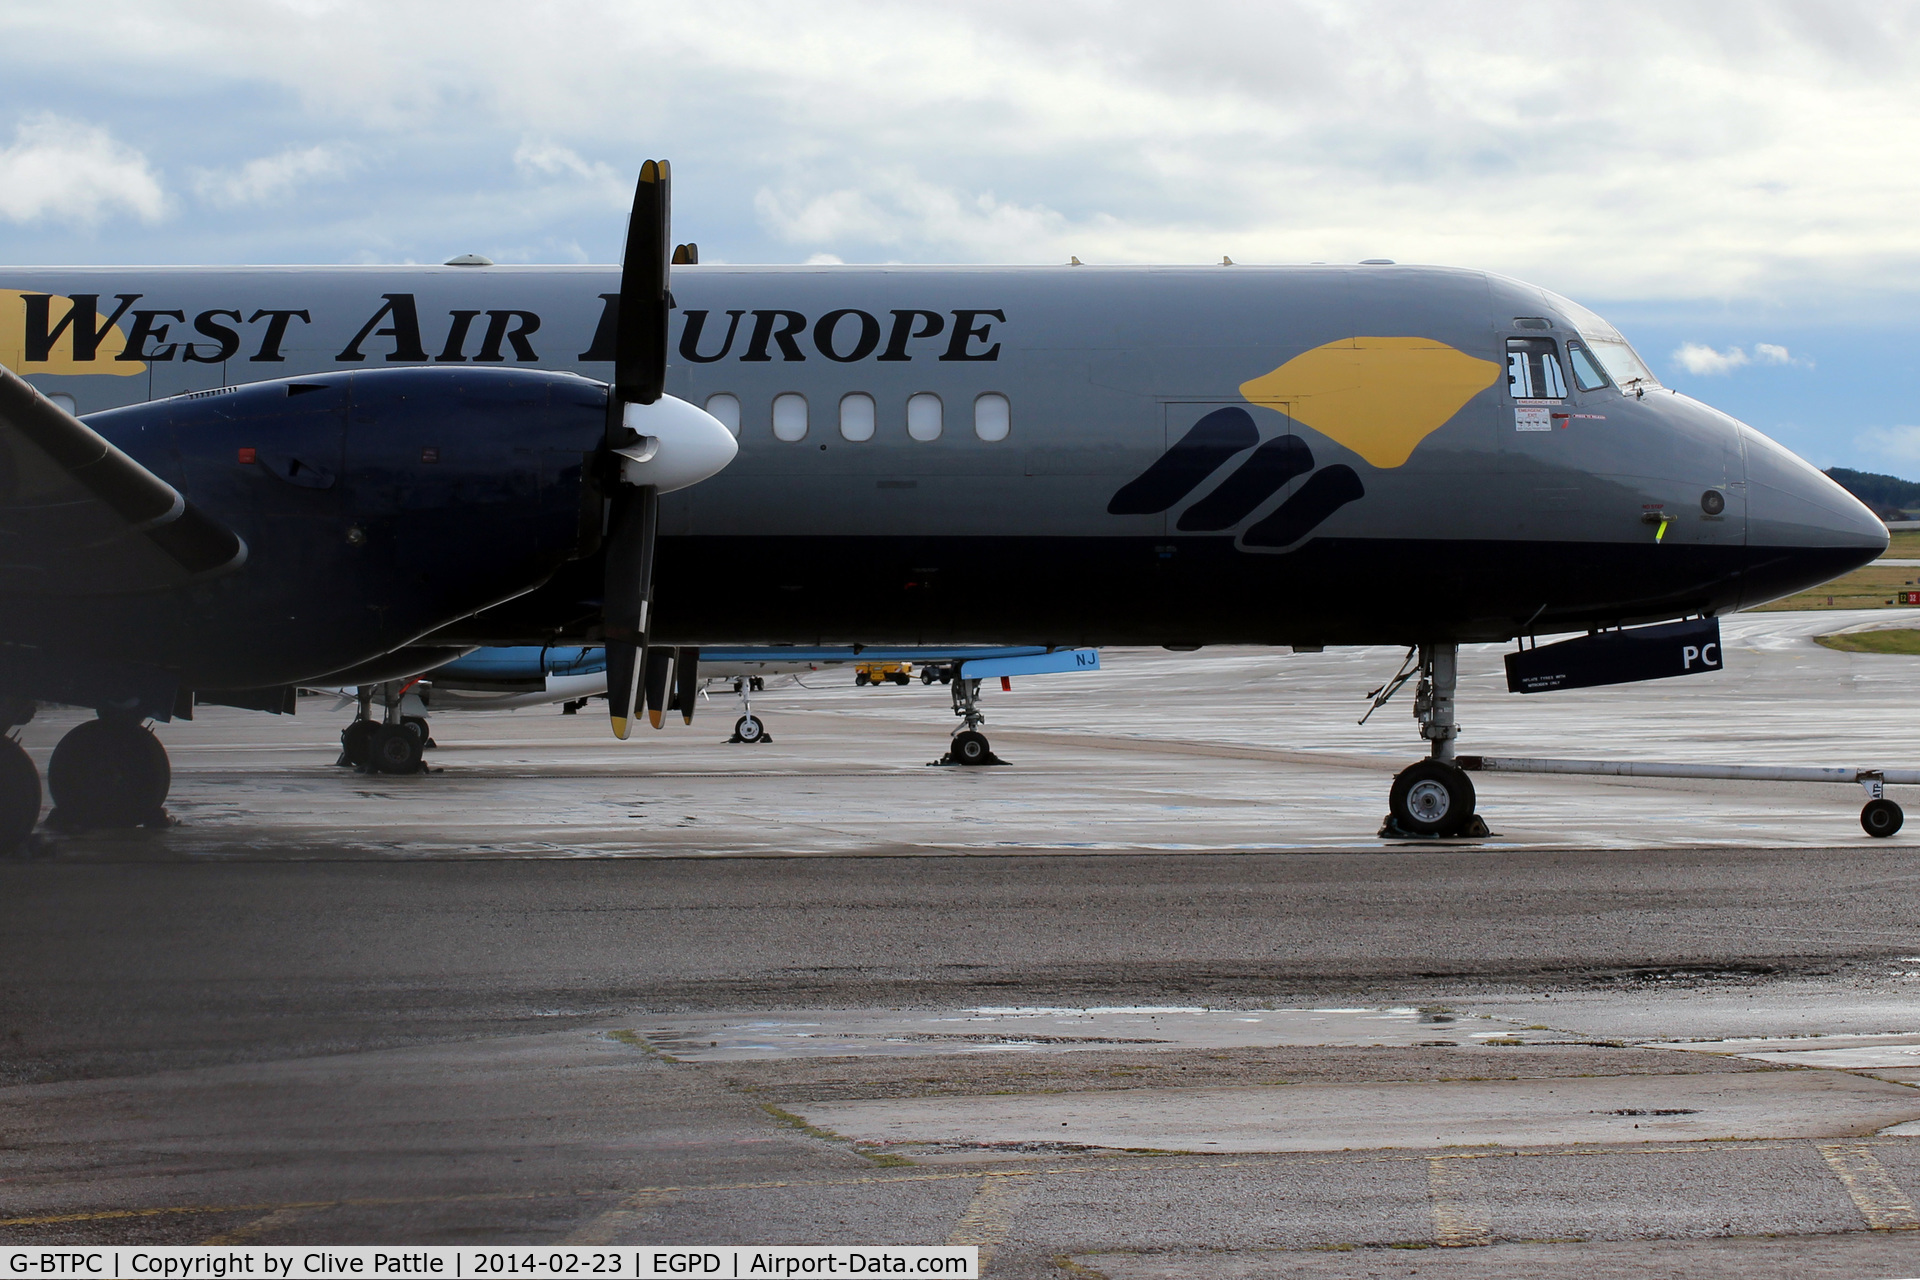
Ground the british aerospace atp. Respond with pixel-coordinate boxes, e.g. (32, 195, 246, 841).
(0, 161, 1886, 850)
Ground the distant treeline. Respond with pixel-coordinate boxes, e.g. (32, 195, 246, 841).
(1825, 467, 1920, 517)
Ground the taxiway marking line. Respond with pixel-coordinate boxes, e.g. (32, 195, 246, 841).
(945, 1173, 1031, 1273)
(1819, 1142, 1920, 1230)
(1427, 1156, 1493, 1247)
(560, 1191, 676, 1245)
(201, 1205, 328, 1245)
(0, 1138, 1874, 1229)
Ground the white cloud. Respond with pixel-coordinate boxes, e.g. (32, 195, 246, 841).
(1753, 342, 1814, 368)
(513, 140, 615, 184)
(1673, 343, 1751, 375)
(754, 173, 1112, 262)
(19, 1, 1920, 298)
(1855, 425, 1920, 466)
(0, 114, 164, 225)
(191, 145, 351, 207)
(1671, 341, 1814, 375)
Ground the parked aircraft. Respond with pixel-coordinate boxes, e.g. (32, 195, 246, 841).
(0, 160, 1885, 849)
(326, 644, 1097, 763)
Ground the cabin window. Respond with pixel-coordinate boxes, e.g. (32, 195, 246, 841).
(704, 393, 741, 436)
(974, 392, 1011, 441)
(1506, 337, 1567, 399)
(772, 393, 808, 441)
(839, 392, 875, 441)
(907, 392, 943, 441)
(1567, 342, 1609, 392)
(45, 393, 76, 416)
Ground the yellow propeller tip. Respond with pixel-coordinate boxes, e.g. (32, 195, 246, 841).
(610, 717, 631, 740)
(648, 710, 664, 729)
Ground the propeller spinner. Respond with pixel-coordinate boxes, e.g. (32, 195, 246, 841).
(601, 160, 737, 739)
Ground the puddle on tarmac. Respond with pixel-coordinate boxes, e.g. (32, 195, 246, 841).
(632, 1005, 1582, 1061)
(1653, 1031, 1920, 1069)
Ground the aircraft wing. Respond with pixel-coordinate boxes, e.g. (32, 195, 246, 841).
(0, 363, 246, 595)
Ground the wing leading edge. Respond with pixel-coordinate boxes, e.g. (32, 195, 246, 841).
(0, 363, 245, 595)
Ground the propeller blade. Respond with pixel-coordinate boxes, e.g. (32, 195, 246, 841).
(602, 484, 658, 739)
(612, 160, 671, 408)
(601, 159, 673, 740)
(672, 647, 699, 724)
(643, 647, 672, 730)
(604, 641, 640, 742)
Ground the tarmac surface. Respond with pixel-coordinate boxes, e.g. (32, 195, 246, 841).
(5, 611, 1920, 1276)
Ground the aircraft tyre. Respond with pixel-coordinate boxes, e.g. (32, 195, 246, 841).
(750, 677, 764, 692)
(47, 719, 170, 828)
(952, 730, 993, 766)
(1388, 759, 1475, 837)
(0, 736, 40, 852)
(368, 724, 425, 774)
(340, 720, 375, 767)
(733, 714, 766, 743)
(402, 715, 436, 749)
(1862, 798, 1904, 838)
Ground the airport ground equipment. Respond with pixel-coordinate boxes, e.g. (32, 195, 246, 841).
(1459, 756, 1915, 837)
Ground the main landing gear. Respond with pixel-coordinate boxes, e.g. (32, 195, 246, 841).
(43, 714, 171, 832)
(1, 701, 41, 852)
(3, 702, 176, 849)
(337, 681, 435, 775)
(1377, 643, 1483, 838)
(936, 676, 1003, 767)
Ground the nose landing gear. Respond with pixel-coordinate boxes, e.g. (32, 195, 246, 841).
(1379, 643, 1485, 838)
(726, 678, 772, 744)
(936, 676, 1004, 766)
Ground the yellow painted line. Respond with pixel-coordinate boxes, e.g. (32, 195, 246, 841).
(0, 1139, 1834, 1231)
(946, 1173, 1031, 1273)
(561, 1191, 676, 1246)
(0, 1203, 297, 1228)
(0, 1191, 570, 1229)
(201, 1205, 328, 1245)
(1819, 1142, 1920, 1230)
(1427, 1156, 1494, 1247)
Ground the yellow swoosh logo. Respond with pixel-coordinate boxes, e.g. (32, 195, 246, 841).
(1240, 336, 1499, 469)
(0, 288, 144, 376)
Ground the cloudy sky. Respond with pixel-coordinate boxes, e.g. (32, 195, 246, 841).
(2, 0, 1918, 471)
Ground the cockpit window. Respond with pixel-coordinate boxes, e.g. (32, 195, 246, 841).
(1582, 337, 1659, 392)
(1567, 341, 1609, 392)
(1506, 337, 1566, 399)
(1543, 292, 1663, 391)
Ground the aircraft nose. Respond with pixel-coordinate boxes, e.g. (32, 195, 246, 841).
(1740, 424, 1887, 606)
